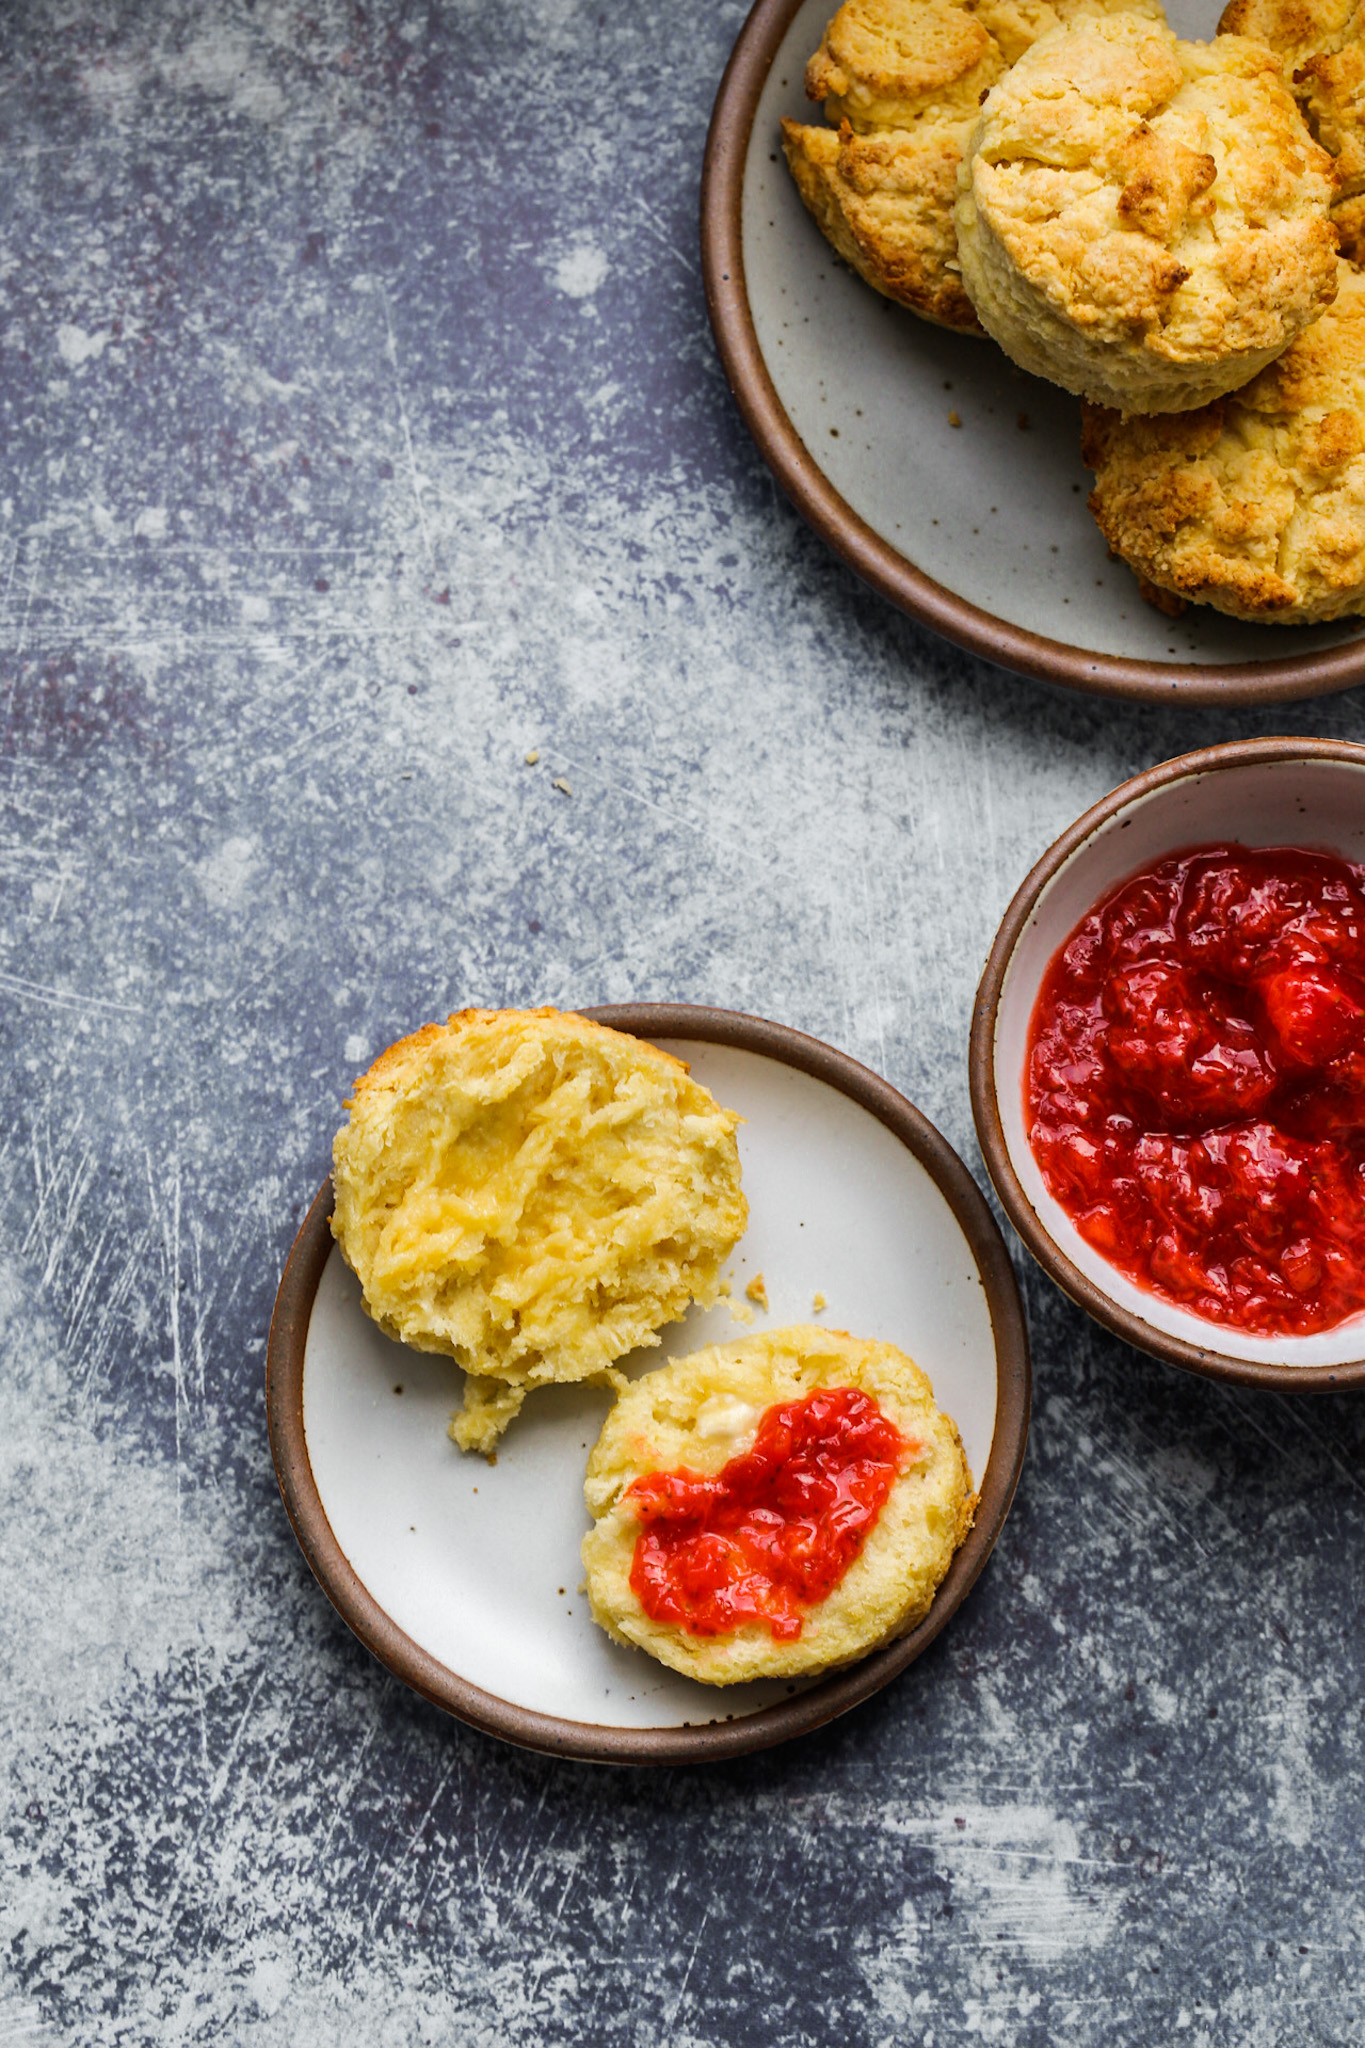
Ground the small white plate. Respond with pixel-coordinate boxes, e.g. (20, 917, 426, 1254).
(703, 0, 1365, 702)
(268, 1006, 1029, 1763)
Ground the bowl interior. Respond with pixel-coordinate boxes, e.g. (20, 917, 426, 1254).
(994, 754, 1365, 1368)
(743, 0, 1365, 669)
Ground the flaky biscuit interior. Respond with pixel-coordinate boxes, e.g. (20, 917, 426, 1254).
(955, 15, 1338, 412)
(331, 1009, 747, 1451)
(582, 1326, 976, 1686)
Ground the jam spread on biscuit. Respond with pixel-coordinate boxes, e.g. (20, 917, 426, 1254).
(627, 1386, 914, 1640)
(1027, 843, 1365, 1336)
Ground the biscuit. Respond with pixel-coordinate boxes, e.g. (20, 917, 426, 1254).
(783, 114, 983, 332)
(331, 1009, 747, 1453)
(781, 0, 1166, 334)
(1083, 258, 1365, 619)
(955, 16, 1339, 412)
(1219, 0, 1365, 262)
(581, 1326, 975, 1685)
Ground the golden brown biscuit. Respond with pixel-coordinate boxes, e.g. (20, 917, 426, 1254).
(1083, 258, 1365, 619)
(783, 115, 982, 331)
(955, 15, 1339, 412)
(331, 1009, 747, 1452)
(582, 1326, 975, 1685)
(781, 0, 1166, 334)
(1219, 0, 1365, 262)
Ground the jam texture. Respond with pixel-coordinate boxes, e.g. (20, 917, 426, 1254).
(1027, 842, 1365, 1336)
(627, 1386, 914, 1640)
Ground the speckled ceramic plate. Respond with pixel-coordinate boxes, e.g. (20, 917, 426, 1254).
(702, 0, 1365, 705)
(267, 1004, 1029, 1765)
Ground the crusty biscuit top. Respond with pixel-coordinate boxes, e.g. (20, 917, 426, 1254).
(963, 16, 1337, 368)
(1083, 257, 1365, 620)
(806, 0, 1166, 131)
(1219, 0, 1365, 258)
(806, 0, 1005, 130)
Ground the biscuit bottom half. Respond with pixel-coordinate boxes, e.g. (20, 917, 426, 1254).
(1084, 258, 1365, 622)
(329, 1008, 747, 1452)
(582, 1327, 976, 1686)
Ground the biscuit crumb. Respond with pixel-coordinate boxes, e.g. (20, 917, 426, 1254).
(813, 1292, 827, 1311)
(729, 1300, 755, 1327)
(746, 1273, 769, 1309)
(524, 749, 540, 765)
(552, 778, 573, 796)
(948, 410, 962, 427)
(718, 1280, 731, 1297)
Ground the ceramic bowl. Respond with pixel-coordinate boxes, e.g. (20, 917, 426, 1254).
(701, 0, 1365, 704)
(269, 1004, 1030, 1764)
(971, 738, 1365, 1389)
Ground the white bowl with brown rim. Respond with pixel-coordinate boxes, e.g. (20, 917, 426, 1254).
(970, 737, 1365, 1389)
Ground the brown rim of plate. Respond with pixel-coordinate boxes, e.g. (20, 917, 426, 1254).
(970, 735, 1365, 1390)
(267, 1002, 1030, 1766)
(700, 0, 1365, 708)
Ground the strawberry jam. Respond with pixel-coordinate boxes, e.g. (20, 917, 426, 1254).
(627, 1386, 915, 1640)
(1027, 842, 1365, 1336)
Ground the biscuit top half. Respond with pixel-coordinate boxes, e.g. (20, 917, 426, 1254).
(963, 15, 1337, 366)
(806, 0, 1165, 133)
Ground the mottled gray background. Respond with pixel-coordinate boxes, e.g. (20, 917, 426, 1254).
(2, 2, 1364, 2042)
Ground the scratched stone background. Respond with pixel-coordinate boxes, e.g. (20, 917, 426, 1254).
(1, 1, 1364, 2042)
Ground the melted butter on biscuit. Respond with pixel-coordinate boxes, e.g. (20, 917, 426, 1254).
(693, 1395, 761, 1445)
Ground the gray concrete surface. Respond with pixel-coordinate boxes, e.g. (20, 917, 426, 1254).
(1, 3, 1363, 2042)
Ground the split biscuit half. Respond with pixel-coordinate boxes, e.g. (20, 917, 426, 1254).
(331, 1008, 747, 1452)
(582, 1326, 976, 1685)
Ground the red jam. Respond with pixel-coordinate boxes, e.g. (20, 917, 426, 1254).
(627, 1386, 916, 1640)
(1027, 842, 1365, 1336)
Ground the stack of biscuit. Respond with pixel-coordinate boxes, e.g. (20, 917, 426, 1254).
(785, 0, 1365, 623)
